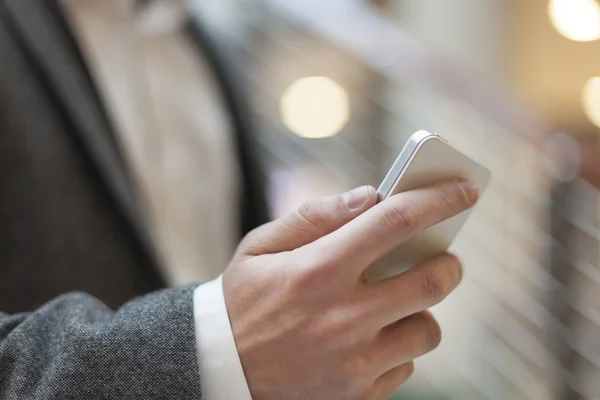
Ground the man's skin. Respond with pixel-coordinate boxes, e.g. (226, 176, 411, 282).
(223, 179, 478, 400)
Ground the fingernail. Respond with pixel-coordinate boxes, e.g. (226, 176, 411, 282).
(459, 180, 479, 204)
(343, 186, 370, 210)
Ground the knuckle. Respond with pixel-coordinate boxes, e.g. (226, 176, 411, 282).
(293, 252, 338, 287)
(381, 200, 418, 233)
(294, 256, 324, 283)
(245, 226, 263, 244)
(311, 250, 339, 272)
(297, 198, 324, 230)
(238, 226, 266, 253)
(421, 268, 446, 300)
(455, 180, 475, 205)
(336, 310, 362, 336)
(437, 186, 456, 211)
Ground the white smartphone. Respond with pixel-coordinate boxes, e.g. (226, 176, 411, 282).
(367, 130, 491, 282)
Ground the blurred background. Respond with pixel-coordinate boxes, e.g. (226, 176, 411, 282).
(190, 0, 600, 399)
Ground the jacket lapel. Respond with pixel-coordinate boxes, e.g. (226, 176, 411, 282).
(187, 18, 270, 234)
(3, 0, 161, 271)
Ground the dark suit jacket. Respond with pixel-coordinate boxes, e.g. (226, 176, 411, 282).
(0, 0, 268, 312)
(0, 0, 267, 397)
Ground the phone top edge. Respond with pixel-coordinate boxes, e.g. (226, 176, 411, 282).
(376, 131, 437, 201)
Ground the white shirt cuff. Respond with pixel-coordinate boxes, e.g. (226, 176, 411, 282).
(193, 276, 253, 399)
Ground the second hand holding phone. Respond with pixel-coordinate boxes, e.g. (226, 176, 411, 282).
(367, 130, 491, 282)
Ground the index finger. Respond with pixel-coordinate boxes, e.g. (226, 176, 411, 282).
(308, 179, 477, 278)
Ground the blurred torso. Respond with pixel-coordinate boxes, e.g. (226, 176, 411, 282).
(62, 0, 242, 285)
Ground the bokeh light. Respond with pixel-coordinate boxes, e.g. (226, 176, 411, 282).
(548, 0, 600, 42)
(280, 76, 350, 139)
(583, 76, 600, 128)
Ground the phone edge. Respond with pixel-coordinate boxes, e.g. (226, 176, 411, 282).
(376, 130, 437, 201)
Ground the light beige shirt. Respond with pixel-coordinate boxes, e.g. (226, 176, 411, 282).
(62, 0, 241, 285)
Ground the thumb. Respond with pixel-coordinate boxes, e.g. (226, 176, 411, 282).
(240, 186, 377, 256)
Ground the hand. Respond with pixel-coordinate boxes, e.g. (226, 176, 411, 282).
(223, 180, 478, 400)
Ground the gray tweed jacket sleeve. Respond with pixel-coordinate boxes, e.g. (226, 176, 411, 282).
(0, 286, 203, 399)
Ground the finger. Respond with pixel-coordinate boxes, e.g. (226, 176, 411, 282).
(371, 362, 414, 400)
(361, 253, 462, 328)
(239, 186, 377, 256)
(370, 311, 441, 376)
(309, 179, 476, 277)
